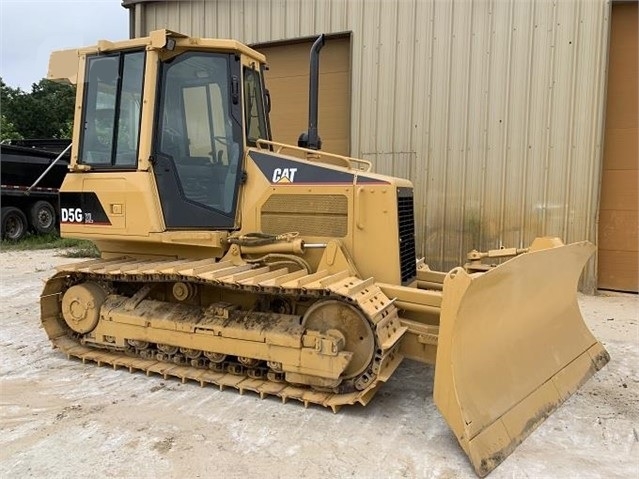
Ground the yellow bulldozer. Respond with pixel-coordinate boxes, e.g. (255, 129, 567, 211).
(43, 30, 608, 476)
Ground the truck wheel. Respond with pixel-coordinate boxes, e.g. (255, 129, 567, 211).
(29, 201, 56, 234)
(1, 207, 28, 241)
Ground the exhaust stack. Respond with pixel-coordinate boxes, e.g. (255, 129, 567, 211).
(298, 34, 325, 150)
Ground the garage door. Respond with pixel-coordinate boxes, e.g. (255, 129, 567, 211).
(598, 2, 638, 292)
(254, 35, 351, 156)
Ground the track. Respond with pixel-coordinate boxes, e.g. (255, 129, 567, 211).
(41, 256, 407, 412)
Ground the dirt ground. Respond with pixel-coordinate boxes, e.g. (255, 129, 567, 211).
(1, 249, 637, 479)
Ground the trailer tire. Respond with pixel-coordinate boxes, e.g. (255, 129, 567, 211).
(29, 200, 56, 234)
(1, 207, 28, 241)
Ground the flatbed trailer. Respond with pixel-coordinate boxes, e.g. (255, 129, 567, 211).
(1, 139, 70, 240)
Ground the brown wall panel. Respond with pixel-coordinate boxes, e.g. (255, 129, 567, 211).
(598, 250, 638, 292)
(599, 170, 638, 212)
(599, 210, 638, 251)
(598, 2, 638, 292)
(602, 127, 639, 170)
(604, 3, 638, 130)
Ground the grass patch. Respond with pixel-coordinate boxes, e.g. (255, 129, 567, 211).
(61, 244, 100, 258)
(1, 233, 100, 258)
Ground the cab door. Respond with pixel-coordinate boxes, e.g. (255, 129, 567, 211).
(153, 52, 244, 230)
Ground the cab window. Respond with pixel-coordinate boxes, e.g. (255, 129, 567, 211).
(79, 51, 145, 167)
(243, 67, 267, 146)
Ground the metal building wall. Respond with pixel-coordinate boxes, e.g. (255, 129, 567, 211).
(129, 0, 611, 291)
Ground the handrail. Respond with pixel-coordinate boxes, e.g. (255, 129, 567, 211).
(26, 142, 72, 194)
(256, 139, 373, 172)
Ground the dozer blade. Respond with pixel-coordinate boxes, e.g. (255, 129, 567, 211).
(433, 239, 609, 477)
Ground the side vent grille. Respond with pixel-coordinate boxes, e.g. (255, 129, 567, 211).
(261, 194, 348, 237)
(397, 188, 417, 285)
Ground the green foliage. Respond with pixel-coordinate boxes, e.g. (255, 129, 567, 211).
(1, 233, 99, 258)
(1, 77, 75, 139)
(58, 119, 74, 139)
(1, 114, 22, 141)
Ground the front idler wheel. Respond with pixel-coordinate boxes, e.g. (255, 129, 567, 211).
(302, 300, 375, 380)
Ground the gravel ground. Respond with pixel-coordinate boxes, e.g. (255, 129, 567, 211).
(1, 249, 637, 479)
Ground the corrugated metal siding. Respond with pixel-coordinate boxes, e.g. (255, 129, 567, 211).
(133, 0, 610, 291)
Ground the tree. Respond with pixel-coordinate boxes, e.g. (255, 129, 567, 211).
(0, 77, 75, 139)
(1, 78, 26, 137)
(0, 114, 22, 141)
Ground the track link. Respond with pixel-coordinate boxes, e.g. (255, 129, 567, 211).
(41, 257, 407, 412)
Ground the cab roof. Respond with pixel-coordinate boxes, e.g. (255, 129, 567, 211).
(49, 29, 266, 85)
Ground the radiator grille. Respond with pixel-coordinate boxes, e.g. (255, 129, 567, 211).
(261, 194, 348, 237)
(397, 188, 417, 284)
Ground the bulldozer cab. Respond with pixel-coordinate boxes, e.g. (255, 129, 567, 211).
(57, 30, 271, 231)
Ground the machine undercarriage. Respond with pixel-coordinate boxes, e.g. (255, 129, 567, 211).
(42, 256, 405, 411)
